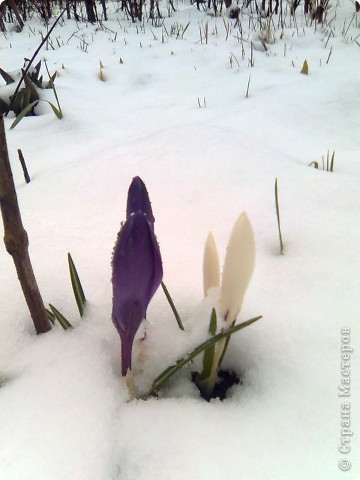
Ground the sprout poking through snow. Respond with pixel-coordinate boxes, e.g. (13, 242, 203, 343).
(112, 178, 163, 377)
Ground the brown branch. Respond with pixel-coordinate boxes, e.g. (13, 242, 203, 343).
(0, 114, 51, 334)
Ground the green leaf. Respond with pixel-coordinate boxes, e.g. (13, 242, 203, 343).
(44, 61, 62, 118)
(161, 281, 184, 330)
(46, 308, 56, 324)
(44, 100, 63, 119)
(10, 100, 39, 129)
(34, 60, 41, 77)
(196, 308, 217, 381)
(68, 253, 86, 317)
(50, 71, 57, 85)
(147, 315, 262, 397)
(22, 87, 32, 110)
(10, 89, 25, 116)
(23, 72, 40, 101)
(0, 67, 15, 85)
(30, 71, 43, 88)
(209, 308, 217, 335)
(49, 304, 73, 330)
(217, 319, 235, 369)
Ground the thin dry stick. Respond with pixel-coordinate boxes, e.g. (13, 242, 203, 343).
(245, 75, 251, 98)
(17, 149, 31, 184)
(343, 12, 356, 39)
(0, 115, 51, 334)
(326, 46, 333, 64)
(330, 151, 335, 172)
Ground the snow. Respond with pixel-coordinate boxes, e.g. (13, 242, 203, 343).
(1, 1, 360, 478)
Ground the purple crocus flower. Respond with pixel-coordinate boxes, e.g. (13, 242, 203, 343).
(112, 179, 162, 376)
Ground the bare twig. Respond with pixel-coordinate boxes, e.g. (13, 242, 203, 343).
(0, 115, 51, 334)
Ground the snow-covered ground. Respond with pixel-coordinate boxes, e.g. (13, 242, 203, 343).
(1, 1, 359, 478)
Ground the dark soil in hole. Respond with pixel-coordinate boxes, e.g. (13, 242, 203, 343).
(192, 369, 241, 401)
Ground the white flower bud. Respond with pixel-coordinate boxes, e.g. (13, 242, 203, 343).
(203, 231, 220, 297)
(220, 212, 255, 325)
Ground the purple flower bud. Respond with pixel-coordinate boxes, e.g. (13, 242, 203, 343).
(112, 211, 163, 376)
(126, 176, 155, 225)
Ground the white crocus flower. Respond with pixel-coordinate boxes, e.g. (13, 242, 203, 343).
(199, 212, 255, 399)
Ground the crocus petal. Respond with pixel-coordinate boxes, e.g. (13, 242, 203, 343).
(203, 232, 220, 297)
(220, 212, 255, 325)
(112, 211, 163, 375)
(126, 176, 155, 225)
